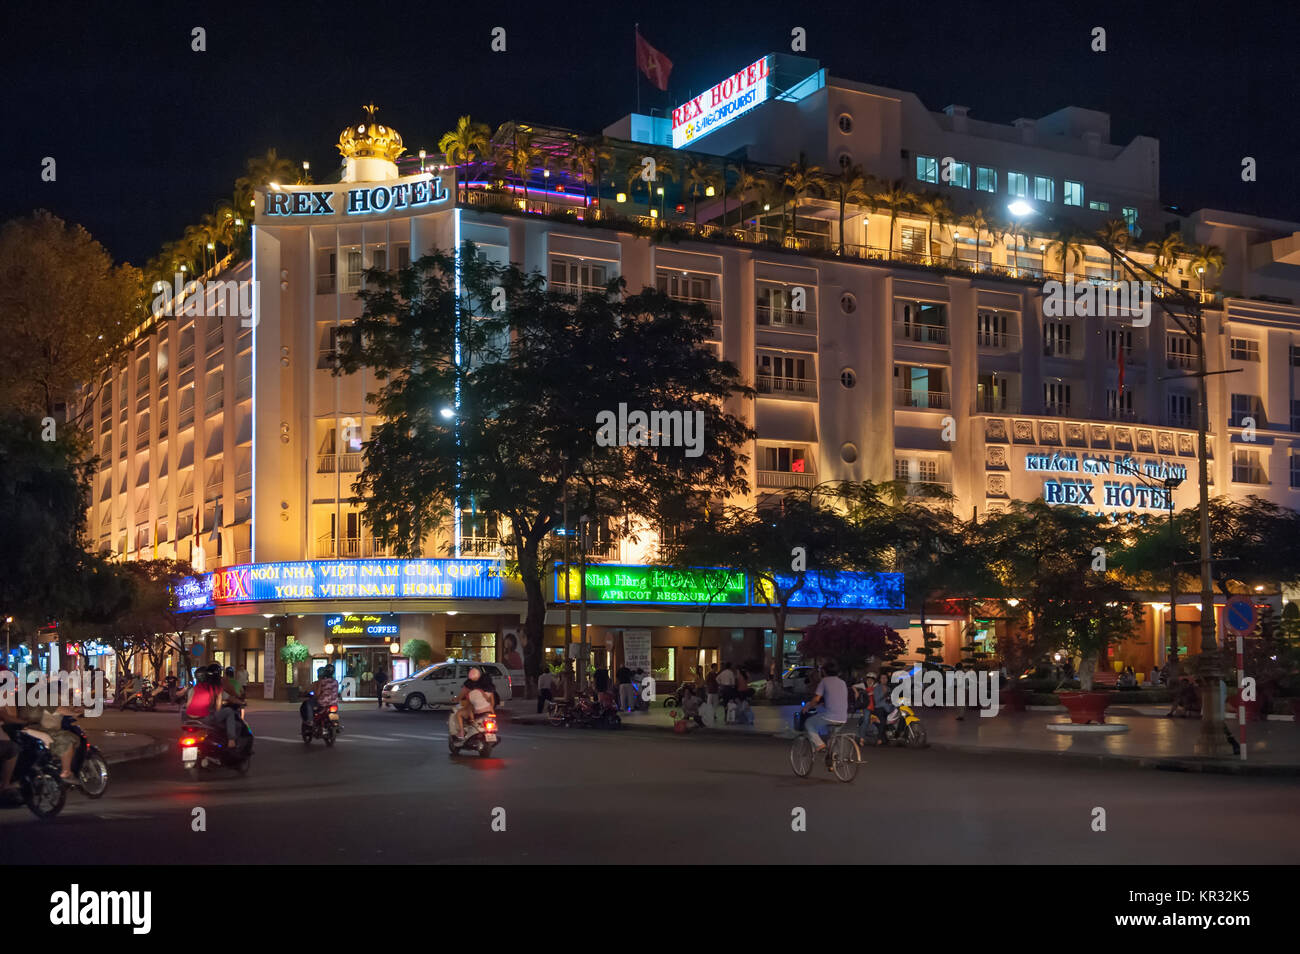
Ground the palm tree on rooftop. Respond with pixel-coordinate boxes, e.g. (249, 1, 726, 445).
(1096, 218, 1131, 282)
(959, 207, 992, 272)
(728, 162, 761, 234)
(1047, 227, 1089, 281)
(780, 153, 826, 247)
(825, 163, 871, 255)
(873, 180, 916, 260)
(507, 132, 540, 211)
(684, 155, 721, 229)
(917, 194, 954, 265)
(239, 148, 301, 191)
(438, 115, 491, 203)
(1146, 232, 1187, 284)
(1187, 243, 1226, 299)
(569, 137, 612, 210)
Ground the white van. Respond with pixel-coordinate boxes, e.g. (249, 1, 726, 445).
(382, 660, 513, 711)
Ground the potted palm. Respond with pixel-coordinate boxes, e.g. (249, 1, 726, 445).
(280, 641, 310, 702)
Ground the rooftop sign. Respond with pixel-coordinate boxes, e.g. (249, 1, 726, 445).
(672, 55, 771, 149)
(259, 173, 449, 220)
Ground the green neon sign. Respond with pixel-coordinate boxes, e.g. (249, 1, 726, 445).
(554, 564, 748, 605)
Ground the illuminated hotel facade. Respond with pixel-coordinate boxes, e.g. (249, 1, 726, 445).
(80, 54, 1300, 694)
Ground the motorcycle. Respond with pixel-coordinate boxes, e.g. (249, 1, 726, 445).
(2, 723, 67, 819)
(119, 680, 157, 712)
(860, 702, 928, 748)
(577, 691, 622, 728)
(300, 691, 342, 746)
(61, 715, 110, 798)
(179, 705, 253, 779)
(447, 708, 499, 757)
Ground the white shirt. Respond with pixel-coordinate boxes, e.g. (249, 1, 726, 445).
(467, 688, 493, 713)
(538, 672, 554, 691)
(716, 669, 737, 688)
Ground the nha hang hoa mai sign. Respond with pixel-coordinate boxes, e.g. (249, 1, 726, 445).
(261, 174, 449, 219)
(1023, 450, 1189, 511)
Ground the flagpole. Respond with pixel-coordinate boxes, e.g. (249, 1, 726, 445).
(634, 24, 641, 114)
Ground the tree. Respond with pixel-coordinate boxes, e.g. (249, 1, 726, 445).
(959, 208, 992, 272)
(727, 163, 761, 233)
(237, 148, 305, 193)
(280, 641, 311, 688)
(1047, 227, 1089, 281)
(916, 194, 953, 264)
(403, 638, 434, 669)
(1145, 231, 1186, 282)
(91, 560, 203, 684)
(683, 155, 721, 228)
(0, 212, 144, 419)
(825, 164, 871, 255)
(872, 180, 915, 259)
(568, 136, 612, 210)
(797, 615, 905, 674)
(1187, 243, 1225, 298)
(337, 246, 753, 691)
(780, 153, 826, 245)
(438, 115, 491, 203)
(1095, 218, 1131, 281)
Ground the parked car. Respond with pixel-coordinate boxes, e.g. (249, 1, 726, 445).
(782, 666, 820, 697)
(382, 660, 513, 711)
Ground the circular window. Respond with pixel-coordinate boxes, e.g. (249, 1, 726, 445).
(840, 292, 856, 314)
(840, 368, 857, 389)
(841, 442, 859, 463)
(838, 114, 853, 134)
(838, 153, 853, 170)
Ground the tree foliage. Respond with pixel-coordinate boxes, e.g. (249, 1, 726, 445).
(796, 615, 905, 673)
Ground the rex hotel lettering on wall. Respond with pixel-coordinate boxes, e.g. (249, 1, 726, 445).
(261, 176, 449, 218)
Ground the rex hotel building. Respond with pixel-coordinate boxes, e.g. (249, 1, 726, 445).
(76, 54, 1300, 696)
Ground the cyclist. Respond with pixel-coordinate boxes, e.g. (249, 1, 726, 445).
(804, 663, 849, 753)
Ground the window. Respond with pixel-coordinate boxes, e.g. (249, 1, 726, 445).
(345, 249, 363, 292)
(840, 369, 856, 389)
(757, 284, 814, 326)
(1167, 334, 1194, 369)
(893, 365, 949, 408)
(898, 301, 948, 344)
(1230, 337, 1260, 362)
(1064, 181, 1084, 207)
(947, 161, 970, 189)
(1032, 176, 1054, 202)
(1122, 207, 1138, 231)
(1106, 387, 1133, 418)
(917, 459, 938, 481)
(1089, 200, 1110, 212)
(977, 310, 1010, 347)
(1008, 172, 1028, 198)
(894, 458, 910, 481)
(1230, 394, 1265, 427)
(550, 257, 609, 293)
(1232, 449, 1266, 484)
(900, 226, 927, 255)
(1292, 453, 1300, 489)
(757, 354, 810, 393)
(1168, 392, 1195, 428)
(1106, 328, 1133, 360)
(916, 156, 938, 184)
(396, 244, 411, 270)
(838, 114, 853, 134)
(838, 153, 853, 170)
(976, 373, 1009, 412)
(1043, 321, 1072, 357)
(1043, 381, 1072, 415)
(1291, 344, 1300, 367)
(975, 166, 996, 193)
(1291, 399, 1300, 433)
(763, 446, 808, 474)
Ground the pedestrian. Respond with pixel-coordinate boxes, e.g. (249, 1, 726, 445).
(594, 665, 610, 694)
(1118, 665, 1137, 689)
(373, 664, 387, 708)
(237, 663, 250, 687)
(633, 668, 648, 710)
(616, 663, 634, 712)
(681, 687, 704, 728)
(717, 662, 737, 705)
(705, 664, 720, 708)
(537, 666, 555, 714)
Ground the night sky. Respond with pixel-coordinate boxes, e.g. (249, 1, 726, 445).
(2, 0, 1296, 266)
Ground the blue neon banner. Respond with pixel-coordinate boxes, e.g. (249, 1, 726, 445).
(756, 571, 905, 611)
(174, 558, 504, 611)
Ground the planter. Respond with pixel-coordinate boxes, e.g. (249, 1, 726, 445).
(1002, 688, 1029, 713)
(1057, 690, 1112, 725)
(287, 685, 300, 703)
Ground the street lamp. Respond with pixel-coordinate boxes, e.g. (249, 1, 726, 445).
(1008, 200, 1229, 756)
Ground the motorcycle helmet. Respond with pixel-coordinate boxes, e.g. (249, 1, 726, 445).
(224, 667, 235, 677)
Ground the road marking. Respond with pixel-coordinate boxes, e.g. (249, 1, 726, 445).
(258, 735, 306, 743)
(388, 733, 435, 740)
(337, 733, 402, 742)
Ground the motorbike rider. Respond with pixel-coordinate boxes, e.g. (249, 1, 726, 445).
(453, 667, 498, 738)
(803, 662, 849, 753)
(179, 665, 243, 744)
(301, 666, 339, 728)
(864, 671, 897, 744)
(0, 703, 22, 804)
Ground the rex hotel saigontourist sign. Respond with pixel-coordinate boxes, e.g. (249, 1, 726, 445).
(259, 173, 450, 220)
(672, 55, 772, 149)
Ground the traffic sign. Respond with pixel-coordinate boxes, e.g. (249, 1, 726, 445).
(1225, 597, 1256, 636)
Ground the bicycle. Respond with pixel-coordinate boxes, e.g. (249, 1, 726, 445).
(789, 709, 860, 782)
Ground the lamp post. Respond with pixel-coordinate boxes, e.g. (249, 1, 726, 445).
(1164, 476, 1184, 660)
(1009, 200, 1229, 756)
(3, 616, 12, 665)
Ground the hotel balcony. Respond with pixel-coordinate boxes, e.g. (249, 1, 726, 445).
(896, 322, 949, 346)
(460, 533, 505, 556)
(756, 304, 816, 332)
(316, 274, 337, 295)
(204, 390, 223, 416)
(756, 374, 816, 398)
(756, 469, 817, 489)
(974, 395, 1021, 414)
(894, 389, 951, 410)
(315, 534, 394, 559)
(1107, 407, 1141, 423)
(317, 453, 363, 474)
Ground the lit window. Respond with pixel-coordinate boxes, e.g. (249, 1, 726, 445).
(1122, 207, 1138, 231)
(1008, 172, 1028, 198)
(916, 156, 939, 184)
(1230, 338, 1260, 362)
(946, 161, 970, 189)
(1089, 199, 1110, 212)
(1032, 176, 1054, 202)
(1232, 449, 1266, 484)
(975, 166, 996, 193)
(1064, 181, 1084, 207)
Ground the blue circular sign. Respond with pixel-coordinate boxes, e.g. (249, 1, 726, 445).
(1226, 598, 1256, 635)
(191, 643, 205, 658)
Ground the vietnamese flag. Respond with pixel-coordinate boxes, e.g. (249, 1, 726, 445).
(636, 28, 673, 92)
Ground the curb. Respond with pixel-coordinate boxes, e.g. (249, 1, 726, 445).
(511, 716, 1300, 774)
(98, 739, 171, 765)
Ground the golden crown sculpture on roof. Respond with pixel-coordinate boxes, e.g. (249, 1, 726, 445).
(337, 104, 406, 162)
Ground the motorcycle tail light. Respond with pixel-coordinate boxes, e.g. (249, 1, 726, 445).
(484, 719, 497, 732)
(329, 705, 338, 712)
(180, 736, 200, 746)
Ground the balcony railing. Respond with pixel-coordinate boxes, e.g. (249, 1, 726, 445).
(1043, 403, 1074, 417)
(756, 305, 815, 329)
(178, 406, 195, 430)
(204, 390, 223, 415)
(756, 374, 816, 397)
(896, 323, 949, 345)
(316, 274, 337, 295)
(549, 281, 608, 297)
(1166, 352, 1195, 370)
(894, 389, 951, 409)
(460, 534, 505, 555)
(1107, 407, 1140, 422)
(757, 470, 817, 489)
(317, 453, 362, 474)
(974, 395, 1019, 414)
(315, 535, 394, 558)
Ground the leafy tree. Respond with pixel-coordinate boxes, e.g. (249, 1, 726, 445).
(402, 638, 434, 669)
(338, 246, 753, 690)
(439, 115, 491, 202)
(825, 164, 872, 255)
(779, 153, 826, 243)
(871, 180, 916, 259)
(797, 615, 905, 673)
(0, 212, 144, 418)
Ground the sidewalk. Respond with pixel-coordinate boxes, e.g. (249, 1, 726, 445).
(513, 702, 1300, 775)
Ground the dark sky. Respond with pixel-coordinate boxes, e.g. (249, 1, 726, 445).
(3, 0, 1296, 266)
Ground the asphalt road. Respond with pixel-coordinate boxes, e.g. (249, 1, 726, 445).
(3, 705, 1298, 864)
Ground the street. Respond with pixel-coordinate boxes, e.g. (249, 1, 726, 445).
(3, 705, 1298, 864)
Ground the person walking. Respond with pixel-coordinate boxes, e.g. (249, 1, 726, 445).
(594, 666, 610, 695)
(705, 664, 720, 708)
(373, 664, 387, 708)
(616, 664, 634, 712)
(717, 662, 737, 706)
(537, 666, 555, 714)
